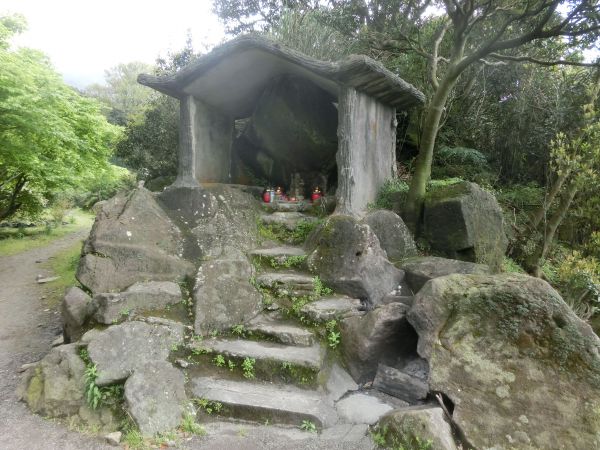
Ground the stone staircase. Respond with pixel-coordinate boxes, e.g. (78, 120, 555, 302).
(182, 208, 414, 445)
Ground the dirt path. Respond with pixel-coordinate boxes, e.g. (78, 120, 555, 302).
(0, 229, 110, 450)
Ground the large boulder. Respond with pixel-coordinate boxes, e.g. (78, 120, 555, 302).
(18, 344, 86, 417)
(124, 361, 187, 436)
(422, 181, 507, 272)
(61, 286, 95, 342)
(193, 256, 262, 334)
(76, 188, 194, 294)
(93, 281, 182, 325)
(408, 273, 600, 449)
(305, 215, 404, 306)
(363, 210, 417, 262)
(86, 321, 184, 386)
(340, 303, 418, 383)
(400, 256, 490, 293)
(377, 406, 458, 450)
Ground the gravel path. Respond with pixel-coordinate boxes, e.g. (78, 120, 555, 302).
(0, 229, 375, 450)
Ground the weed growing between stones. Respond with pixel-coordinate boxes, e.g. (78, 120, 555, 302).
(242, 357, 256, 379)
(253, 254, 308, 270)
(231, 324, 246, 336)
(300, 419, 317, 433)
(180, 412, 207, 435)
(213, 354, 226, 367)
(325, 319, 341, 349)
(194, 398, 224, 415)
(80, 348, 124, 410)
(257, 219, 322, 245)
(312, 276, 333, 296)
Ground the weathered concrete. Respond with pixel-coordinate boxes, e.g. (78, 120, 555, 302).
(194, 338, 324, 371)
(335, 88, 396, 217)
(190, 376, 338, 428)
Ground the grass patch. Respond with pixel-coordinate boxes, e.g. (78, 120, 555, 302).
(0, 208, 93, 256)
(40, 239, 85, 308)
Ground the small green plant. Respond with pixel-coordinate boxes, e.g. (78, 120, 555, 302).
(171, 343, 180, 352)
(231, 324, 246, 336)
(122, 428, 146, 449)
(313, 276, 333, 297)
(195, 398, 223, 415)
(300, 419, 317, 433)
(242, 357, 256, 379)
(84, 364, 102, 409)
(227, 359, 237, 371)
(370, 424, 434, 450)
(325, 319, 341, 349)
(180, 413, 206, 435)
(119, 307, 131, 317)
(213, 354, 226, 367)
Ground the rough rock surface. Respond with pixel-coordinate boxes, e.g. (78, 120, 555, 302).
(363, 210, 417, 262)
(423, 181, 508, 272)
(18, 344, 85, 417)
(373, 364, 428, 404)
(400, 256, 489, 292)
(93, 281, 182, 324)
(325, 363, 359, 402)
(193, 257, 262, 334)
(340, 303, 418, 383)
(378, 406, 458, 450)
(76, 188, 194, 294)
(61, 287, 95, 342)
(300, 296, 363, 323)
(124, 361, 187, 436)
(86, 321, 183, 385)
(306, 215, 404, 306)
(408, 273, 600, 450)
(335, 393, 394, 425)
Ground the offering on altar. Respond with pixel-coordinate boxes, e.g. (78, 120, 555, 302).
(311, 187, 322, 202)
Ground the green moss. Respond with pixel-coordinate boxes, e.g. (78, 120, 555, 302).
(26, 366, 44, 409)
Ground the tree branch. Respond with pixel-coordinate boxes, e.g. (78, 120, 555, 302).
(489, 53, 600, 67)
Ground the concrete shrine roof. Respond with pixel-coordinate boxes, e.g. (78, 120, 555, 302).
(138, 34, 425, 118)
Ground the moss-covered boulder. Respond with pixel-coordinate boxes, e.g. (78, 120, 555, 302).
(18, 344, 86, 417)
(408, 273, 600, 449)
(422, 181, 507, 272)
(363, 210, 417, 263)
(377, 406, 458, 450)
(305, 215, 404, 306)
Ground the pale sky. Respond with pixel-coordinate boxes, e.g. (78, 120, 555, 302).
(1, 0, 227, 88)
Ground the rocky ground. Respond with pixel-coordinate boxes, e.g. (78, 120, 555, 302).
(0, 228, 376, 449)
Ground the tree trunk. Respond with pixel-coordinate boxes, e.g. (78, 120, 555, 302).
(0, 174, 27, 223)
(403, 74, 459, 233)
(529, 169, 569, 231)
(529, 181, 579, 277)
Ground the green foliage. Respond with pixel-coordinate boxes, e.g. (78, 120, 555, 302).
(371, 424, 433, 450)
(231, 324, 246, 336)
(502, 257, 526, 274)
(255, 254, 307, 270)
(121, 429, 146, 449)
(373, 179, 409, 210)
(299, 419, 317, 433)
(432, 147, 494, 185)
(213, 354, 226, 367)
(194, 398, 224, 415)
(242, 357, 256, 379)
(180, 413, 207, 435)
(257, 219, 321, 245)
(312, 276, 333, 297)
(80, 348, 124, 410)
(325, 319, 341, 349)
(0, 16, 121, 222)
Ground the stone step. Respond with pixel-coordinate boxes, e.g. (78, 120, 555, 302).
(193, 337, 324, 371)
(260, 212, 319, 231)
(190, 376, 338, 428)
(256, 271, 315, 297)
(246, 314, 315, 346)
(261, 202, 312, 213)
(249, 246, 307, 269)
(300, 296, 364, 322)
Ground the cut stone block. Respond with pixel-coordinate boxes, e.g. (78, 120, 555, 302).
(190, 376, 337, 428)
(246, 314, 315, 346)
(249, 247, 307, 269)
(256, 271, 315, 297)
(325, 363, 359, 402)
(193, 338, 324, 371)
(373, 364, 428, 404)
(300, 296, 363, 322)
